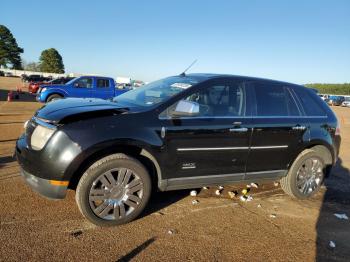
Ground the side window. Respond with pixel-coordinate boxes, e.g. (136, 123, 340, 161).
(253, 82, 300, 116)
(97, 79, 110, 88)
(293, 87, 326, 116)
(75, 78, 93, 88)
(161, 81, 246, 117)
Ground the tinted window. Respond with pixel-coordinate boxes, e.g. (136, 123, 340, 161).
(253, 82, 300, 116)
(163, 81, 246, 117)
(293, 87, 326, 116)
(97, 79, 110, 88)
(75, 78, 93, 88)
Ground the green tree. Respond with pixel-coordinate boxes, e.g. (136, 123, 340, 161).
(0, 25, 24, 69)
(24, 61, 41, 72)
(39, 48, 65, 73)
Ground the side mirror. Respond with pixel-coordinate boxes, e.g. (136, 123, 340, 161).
(170, 100, 199, 117)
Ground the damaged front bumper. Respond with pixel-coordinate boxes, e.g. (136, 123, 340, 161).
(20, 168, 68, 199)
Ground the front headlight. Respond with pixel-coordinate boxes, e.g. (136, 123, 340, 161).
(41, 88, 47, 93)
(31, 125, 55, 150)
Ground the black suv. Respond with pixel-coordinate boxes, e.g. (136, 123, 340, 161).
(16, 74, 341, 226)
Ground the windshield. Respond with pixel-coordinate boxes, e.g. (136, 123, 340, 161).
(113, 76, 201, 107)
(65, 77, 79, 85)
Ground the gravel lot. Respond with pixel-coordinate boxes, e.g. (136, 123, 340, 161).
(0, 77, 349, 261)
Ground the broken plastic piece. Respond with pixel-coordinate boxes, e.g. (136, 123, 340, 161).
(270, 214, 277, 218)
(257, 204, 262, 208)
(202, 186, 209, 190)
(273, 182, 279, 187)
(218, 185, 224, 190)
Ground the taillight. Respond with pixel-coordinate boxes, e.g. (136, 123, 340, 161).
(335, 122, 341, 136)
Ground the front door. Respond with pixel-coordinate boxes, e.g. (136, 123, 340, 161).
(71, 77, 93, 98)
(159, 79, 254, 185)
(246, 81, 309, 180)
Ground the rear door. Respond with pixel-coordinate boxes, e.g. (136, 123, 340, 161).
(159, 78, 253, 183)
(246, 81, 309, 180)
(93, 78, 114, 99)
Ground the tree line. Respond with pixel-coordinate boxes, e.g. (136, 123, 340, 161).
(0, 25, 64, 73)
(305, 83, 350, 95)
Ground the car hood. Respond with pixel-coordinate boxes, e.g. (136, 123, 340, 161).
(35, 98, 136, 124)
(40, 84, 64, 89)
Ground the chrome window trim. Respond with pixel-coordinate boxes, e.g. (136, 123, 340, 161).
(177, 145, 288, 152)
(159, 115, 327, 120)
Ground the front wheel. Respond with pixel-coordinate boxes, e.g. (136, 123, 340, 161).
(75, 154, 151, 226)
(46, 94, 63, 103)
(280, 149, 325, 199)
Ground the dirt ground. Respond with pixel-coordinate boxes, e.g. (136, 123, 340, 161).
(0, 77, 350, 261)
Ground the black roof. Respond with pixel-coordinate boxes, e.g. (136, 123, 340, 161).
(182, 73, 303, 88)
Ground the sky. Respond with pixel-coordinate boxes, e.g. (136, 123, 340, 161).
(1, 0, 350, 83)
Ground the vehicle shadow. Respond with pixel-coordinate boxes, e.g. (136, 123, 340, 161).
(139, 189, 190, 219)
(0, 155, 15, 168)
(316, 158, 350, 261)
(0, 88, 36, 102)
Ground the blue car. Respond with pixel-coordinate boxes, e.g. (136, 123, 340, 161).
(36, 76, 130, 103)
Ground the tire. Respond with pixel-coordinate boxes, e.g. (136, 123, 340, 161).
(47, 94, 63, 103)
(75, 153, 151, 227)
(280, 149, 325, 199)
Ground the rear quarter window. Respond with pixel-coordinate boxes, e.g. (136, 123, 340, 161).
(293, 87, 326, 116)
(252, 82, 300, 116)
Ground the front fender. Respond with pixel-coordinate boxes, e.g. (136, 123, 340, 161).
(37, 88, 68, 102)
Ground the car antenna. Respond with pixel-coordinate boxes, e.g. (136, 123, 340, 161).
(180, 59, 197, 77)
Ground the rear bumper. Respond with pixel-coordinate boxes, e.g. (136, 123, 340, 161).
(20, 168, 68, 199)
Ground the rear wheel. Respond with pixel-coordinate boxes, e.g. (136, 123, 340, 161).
(47, 94, 63, 102)
(75, 154, 151, 226)
(280, 149, 325, 199)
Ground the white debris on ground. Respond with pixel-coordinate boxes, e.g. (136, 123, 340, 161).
(167, 229, 176, 235)
(257, 204, 262, 208)
(218, 185, 224, 190)
(269, 214, 277, 218)
(228, 191, 237, 199)
(334, 213, 349, 220)
(202, 186, 208, 190)
(240, 195, 253, 202)
(192, 199, 199, 205)
(274, 182, 279, 187)
(215, 189, 222, 196)
(190, 190, 197, 197)
(329, 241, 336, 248)
(250, 182, 258, 188)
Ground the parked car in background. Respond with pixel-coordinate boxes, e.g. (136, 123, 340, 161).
(341, 97, 350, 107)
(28, 77, 74, 94)
(25, 75, 47, 83)
(327, 95, 345, 106)
(36, 76, 129, 103)
(16, 74, 341, 226)
(4, 72, 14, 77)
(318, 94, 329, 101)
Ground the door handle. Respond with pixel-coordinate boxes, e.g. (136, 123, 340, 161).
(229, 127, 248, 132)
(292, 125, 306, 131)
